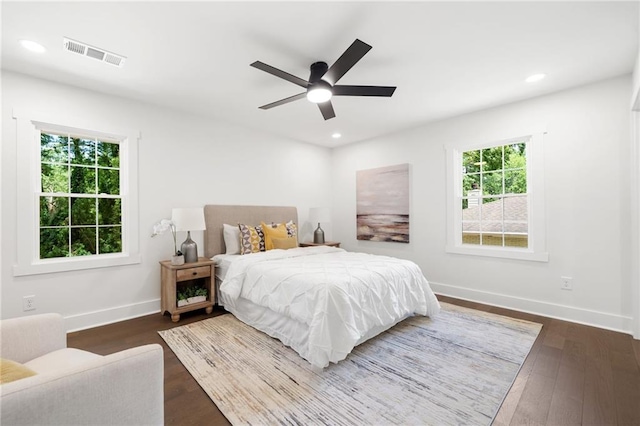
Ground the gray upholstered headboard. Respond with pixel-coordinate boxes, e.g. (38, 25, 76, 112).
(203, 205, 299, 258)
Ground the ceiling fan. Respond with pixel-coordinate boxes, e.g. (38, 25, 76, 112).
(250, 39, 396, 120)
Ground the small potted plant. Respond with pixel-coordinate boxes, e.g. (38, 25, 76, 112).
(177, 290, 189, 307)
(188, 287, 208, 304)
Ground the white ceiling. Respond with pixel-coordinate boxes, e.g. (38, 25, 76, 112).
(2, 1, 638, 147)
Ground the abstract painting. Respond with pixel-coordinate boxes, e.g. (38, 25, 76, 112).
(356, 163, 409, 243)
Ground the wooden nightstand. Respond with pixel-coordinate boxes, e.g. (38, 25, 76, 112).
(299, 241, 341, 248)
(160, 257, 215, 322)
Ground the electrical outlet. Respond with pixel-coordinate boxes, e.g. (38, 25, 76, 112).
(561, 276, 573, 291)
(23, 295, 36, 311)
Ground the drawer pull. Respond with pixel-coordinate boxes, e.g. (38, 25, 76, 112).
(192, 271, 197, 276)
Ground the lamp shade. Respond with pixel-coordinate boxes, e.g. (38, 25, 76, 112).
(171, 208, 206, 232)
(309, 207, 331, 224)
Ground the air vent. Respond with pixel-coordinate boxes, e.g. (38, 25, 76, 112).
(63, 37, 126, 68)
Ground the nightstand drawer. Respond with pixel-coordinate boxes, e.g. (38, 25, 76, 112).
(176, 266, 211, 282)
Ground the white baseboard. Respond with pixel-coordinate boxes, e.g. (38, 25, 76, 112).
(64, 299, 161, 333)
(430, 281, 634, 335)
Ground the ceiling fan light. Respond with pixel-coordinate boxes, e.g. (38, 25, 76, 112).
(307, 87, 332, 103)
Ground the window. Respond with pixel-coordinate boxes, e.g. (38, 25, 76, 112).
(13, 109, 140, 276)
(445, 132, 548, 262)
(39, 132, 122, 259)
(461, 140, 528, 248)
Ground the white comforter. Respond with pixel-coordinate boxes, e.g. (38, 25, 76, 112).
(219, 246, 441, 368)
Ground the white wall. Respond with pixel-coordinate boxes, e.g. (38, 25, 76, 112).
(332, 75, 634, 334)
(631, 7, 640, 339)
(1, 71, 332, 330)
(632, 6, 640, 110)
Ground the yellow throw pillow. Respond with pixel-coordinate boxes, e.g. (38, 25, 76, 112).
(261, 222, 289, 251)
(0, 358, 37, 384)
(272, 236, 299, 250)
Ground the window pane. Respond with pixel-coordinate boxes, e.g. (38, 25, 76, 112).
(462, 198, 480, 245)
(482, 171, 503, 196)
(71, 227, 96, 255)
(504, 196, 528, 226)
(97, 141, 120, 168)
(41, 133, 69, 164)
(482, 198, 502, 223)
(99, 226, 122, 253)
(482, 146, 503, 172)
(505, 234, 528, 248)
(463, 233, 480, 245)
(70, 138, 96, 166)
(481, 233, 504, 246)
(480, 197, 504, 246)
(463, 150, 481, 173)
(98, 169, 120, 195)
(504, 142, 527, 170)
(41, 164, 68, 193)
(40, 196, 69, 227)
(70, 166, 96, 193)
(71, 198, 96, 225)
(505, 169, 527, 194)
(98, 198, 121, 225)
(40, 228, 69, 258)
(463, 173, 481, 196)
(504, 195, 528, 248)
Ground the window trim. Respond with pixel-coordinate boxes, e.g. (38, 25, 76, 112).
(13, 108, 141, 276)
(445, 131, 549, 262)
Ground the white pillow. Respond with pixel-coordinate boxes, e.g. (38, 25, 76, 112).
(223, 224, 241, 255)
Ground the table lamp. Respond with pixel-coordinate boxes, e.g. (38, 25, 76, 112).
(309, 207, 330, 244)
(172, 208, 206, 263)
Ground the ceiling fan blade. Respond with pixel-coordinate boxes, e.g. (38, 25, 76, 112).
(333, 85, 396, 97)
(318, 101, 336, 120)
(259, 92, 307, 110)
(250, 61, 309, 88)
(322, 39, 372, 86)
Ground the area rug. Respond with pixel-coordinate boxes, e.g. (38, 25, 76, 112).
(159, 302, 541, 425)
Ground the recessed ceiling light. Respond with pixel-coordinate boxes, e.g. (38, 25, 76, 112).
(20, 39, 46, 53)
(332, 133, 342, 139)
(525, 73, 546, 83)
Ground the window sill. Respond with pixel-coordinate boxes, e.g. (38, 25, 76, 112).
(445, 245, 549, 262)
(13, 253, 141, 276)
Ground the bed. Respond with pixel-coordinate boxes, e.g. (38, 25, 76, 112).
(204, 205, 441, 369)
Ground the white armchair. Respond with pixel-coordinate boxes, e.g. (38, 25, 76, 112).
(0, 313, 164, 425)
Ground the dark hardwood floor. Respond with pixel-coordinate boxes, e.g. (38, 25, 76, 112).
(67, 296, 640, 426)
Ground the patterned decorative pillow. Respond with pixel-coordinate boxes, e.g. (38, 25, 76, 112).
(238, 223, 265, 255)
(285, 220, 297, 237)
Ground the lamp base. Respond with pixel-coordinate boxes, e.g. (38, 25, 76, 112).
(181, 231, 198, 263)
(313, 223, 325, 244)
